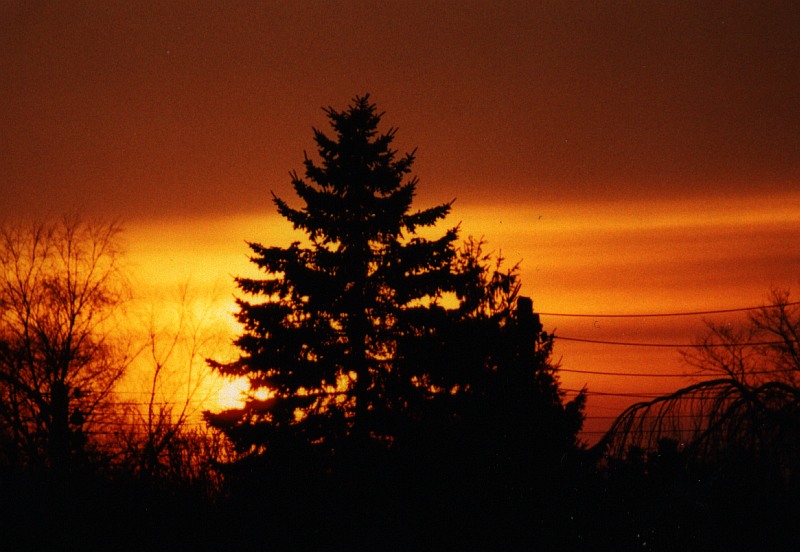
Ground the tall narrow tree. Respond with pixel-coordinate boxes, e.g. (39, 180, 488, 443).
(207, 95, 459, 459)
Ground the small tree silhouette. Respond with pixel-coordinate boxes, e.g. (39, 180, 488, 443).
(0, 216, 132, 475)
(109, 282, 228, 489)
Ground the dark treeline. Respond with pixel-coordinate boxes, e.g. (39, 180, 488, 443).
(2, 97, 799, 550)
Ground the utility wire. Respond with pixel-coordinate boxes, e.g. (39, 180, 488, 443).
(583, 414, 719, 420)
(559, 368, 712, 378)
(537, 301, 800, 318)
(562, 388, 669, 398)
(556, 336, 795, 348)
(560, 367, 791, 377)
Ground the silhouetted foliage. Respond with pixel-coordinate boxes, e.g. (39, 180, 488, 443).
(205, 95, 464, 457)
(0, 216, 132, 475)
(603, 289, 800, 469)
(0, 225, 234, 551)
(105, 283, 231, 491)
(591, 289, 800, 550)
(205, 95, 586, 548)
(6, 108, 796, 550)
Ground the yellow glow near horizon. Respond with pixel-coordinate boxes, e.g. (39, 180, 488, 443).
(116, 191, 800, 439)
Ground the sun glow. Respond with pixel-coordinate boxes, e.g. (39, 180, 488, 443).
(216, 377, 250, 410)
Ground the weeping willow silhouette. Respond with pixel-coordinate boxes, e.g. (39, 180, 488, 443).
(600, 290, 800, 472)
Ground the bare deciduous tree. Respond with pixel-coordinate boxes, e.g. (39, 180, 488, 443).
(0, 216, 132, 474)
(108, 282, 232, 489)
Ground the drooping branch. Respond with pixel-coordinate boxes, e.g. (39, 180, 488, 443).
(601, 289, 800, 468)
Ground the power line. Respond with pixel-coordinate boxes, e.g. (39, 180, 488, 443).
(559, 368, 712, 378)
(560, 367, 790, 377)
(582, 404, 634, 411)
(537, 301, 800, 318)
(578, 429, 690, 436)
(583, 413, 724, 421)
(562, 388, 670, 398)
(583, 415, 703, 420)
(556, 336, 795, 348)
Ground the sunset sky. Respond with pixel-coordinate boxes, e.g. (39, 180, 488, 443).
(3, 1, 799, 438)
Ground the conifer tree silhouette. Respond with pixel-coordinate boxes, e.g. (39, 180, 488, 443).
(206, 97, 587, 515)
(205, 97, 588, 548)
(207, 95, 460, 460)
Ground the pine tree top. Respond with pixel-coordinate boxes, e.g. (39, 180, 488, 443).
(273, 94, 453, 248)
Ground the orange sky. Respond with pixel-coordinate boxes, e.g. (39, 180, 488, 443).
(3, 1, 799, 440)
(121, 193, 800, 438)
